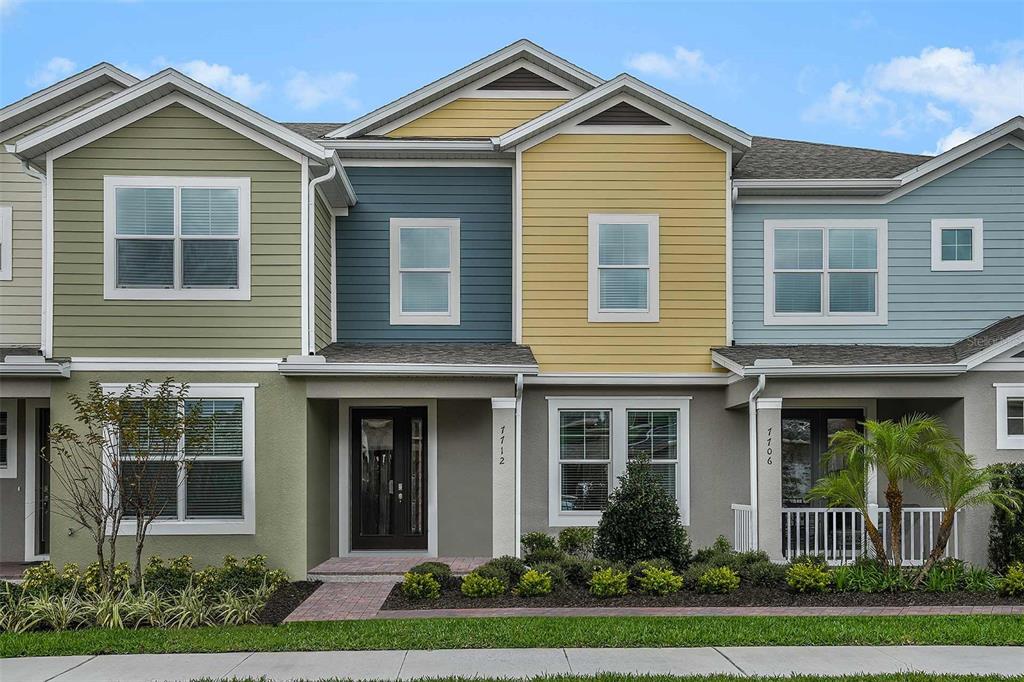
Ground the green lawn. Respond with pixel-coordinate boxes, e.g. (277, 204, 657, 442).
(3, 615, 1022, 657)
(195, 677, 1024, 682)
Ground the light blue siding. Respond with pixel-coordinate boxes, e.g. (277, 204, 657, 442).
(337, 166, 512, 342)
(733, 144, 1024, 344)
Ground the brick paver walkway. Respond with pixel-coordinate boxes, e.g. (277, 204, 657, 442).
(309, 555, 488, 576)
(285, 582, 395, 622)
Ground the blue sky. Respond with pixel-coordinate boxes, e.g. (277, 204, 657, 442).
(2, 1, 1021, 155)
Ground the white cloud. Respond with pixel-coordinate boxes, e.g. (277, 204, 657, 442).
(284, 70, 359, 112)
(169, 59, 269, 104)
(0, 0, 24, 17)
(28, 57, 77, 88)
(626, 46, 724, 81)
(804, 46, 1024, 153)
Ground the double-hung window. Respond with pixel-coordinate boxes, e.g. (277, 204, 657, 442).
(103, 176, 251, 300)
(389, 217, 460, 325)
(764, 219, 887, 325)
(931, 218, 983, 271)
(0, 399, 16, 479)
(588, 214, 660, 322)
(110, 384, 255, 535)
(0, 205, 12, 281)
(549, 397, 689, 526)
(996, 384, 1024, 450)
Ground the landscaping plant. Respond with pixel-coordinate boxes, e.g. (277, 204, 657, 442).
(520, 531, 557, 556)
(401, 572, 441, 600)
(588, 567, 629, 598)
(634, 563, 683, 596)
(530, 562, 567, 587)
(697, 566, 740, 594)
(557, 527, 595, 558)
(786, 562, 832, 593)
(408, 561, 454, 588)
(594, 456, 692, 568)
(460, 571, 506, 598)
(1000, 561, 1024, 597)
(515, 569, 554, 597)
(988, 462, 1024, 571)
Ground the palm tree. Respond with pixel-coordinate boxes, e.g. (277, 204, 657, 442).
(913, 456, 1022, 584)
(808, 459, 887, 563)
(821, 415, 962, 568)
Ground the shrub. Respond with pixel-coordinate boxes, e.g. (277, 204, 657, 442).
(194, 554, 287, 596)
(401, 572, 441, 600)
(83, 561, 132, 594)
(989, 463, 1024, 572)
(530, 561, 566, 587)
(515, 569, 553, 597)
(408, 561, 453, 587)
(21, 562, 77, 595)
(878, 568, 914, 593)
(747, 561, 787, 588)
(589, 567, 629, 598)
(964, 565, 999, 592)
(682, 562, 712, 590)
(786, 562, 832, 593)
(143, 555, 194, 594)
(558, 527, 595, 558)
(164, 585, 216, 628)
(923, 560, 965, 593)
(1000, 562, 1024, 597)
(472, 564, 511, 589)
(698, 566, 740, 594)
(561, 556, 591, 587)
(832, 565, 855, 592)
(694, 536, 734, 563)
(461, 571, 505, 598)
(524, 547, 567, 566)
(630, 558, 675, 579)
(520, 531, 557, 556)
(635, 564, 683, 596)
(594, 457, 692, 568)
(789, 553, 829, 570)
(214, 588, 265, 626)
(483, 556, 528, 583)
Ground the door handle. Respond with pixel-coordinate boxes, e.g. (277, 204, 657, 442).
(397, 482, 403, 503)
(388, 479, 394, 494)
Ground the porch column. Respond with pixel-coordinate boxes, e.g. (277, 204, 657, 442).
(491, 398, 517, 557)
(755, 398, 784, 561)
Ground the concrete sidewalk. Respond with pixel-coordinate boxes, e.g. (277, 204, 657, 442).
(3, 646, 1022, 681)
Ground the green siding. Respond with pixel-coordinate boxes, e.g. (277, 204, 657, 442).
(312, 192, 333, 351)
(51, 103, 302, 357)
(48, 371, 311, 578)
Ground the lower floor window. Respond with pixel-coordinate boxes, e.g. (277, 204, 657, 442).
(108, 383, 255, 534)
(549, 397, 689, 526)
(996, 384, 1024, 450)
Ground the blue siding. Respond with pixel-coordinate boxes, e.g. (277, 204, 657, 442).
(337, 166, 513, 341)
(733, 144, 1024, 344)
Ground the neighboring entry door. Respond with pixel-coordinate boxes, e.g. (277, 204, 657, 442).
(781, 409, 862, 507)
(35, 407, 51, 557)
(351, 407, 427, 550)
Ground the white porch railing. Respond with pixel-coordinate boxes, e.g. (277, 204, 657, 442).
(732, 506, 961, 565)
(731, 503, 755, 553)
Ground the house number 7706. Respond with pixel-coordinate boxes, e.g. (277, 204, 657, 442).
(765, 426, 773, 465)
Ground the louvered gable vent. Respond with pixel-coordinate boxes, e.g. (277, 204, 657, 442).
(580, 102, 670, 126)
(479, 67, 567, 91)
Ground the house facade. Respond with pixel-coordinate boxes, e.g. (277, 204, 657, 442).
(1, 41, 1021, 577)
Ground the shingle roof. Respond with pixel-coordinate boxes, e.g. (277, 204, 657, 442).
(281, 122, 344, 140)
(735, 136, 931, 180)
(318, 342, 537, 367)
(714, 315, 1024, 368)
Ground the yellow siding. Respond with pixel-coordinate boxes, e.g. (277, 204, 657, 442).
(521, 134, 728, 373)
(387, 98, 566, 138)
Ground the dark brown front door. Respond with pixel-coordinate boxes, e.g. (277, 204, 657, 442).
(35, 407, 51, 556)
(351, 407, 427, 550)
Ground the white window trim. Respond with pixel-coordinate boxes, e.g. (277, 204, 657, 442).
(0, 205, 12, 281)
(547, 396, 690, 527)
(763, 219, 888, 326)
(588, 213, 660, 323)
(389, 217, 461, 325)
(996, 383, 1024, 450)
(103, 383, 257, 535)
(931, 218, 983, 271)
(103, 176, 252, 301)
(0, 398, 18, 479)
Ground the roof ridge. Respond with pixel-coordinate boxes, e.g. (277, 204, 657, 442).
(752, 135, 932, 159)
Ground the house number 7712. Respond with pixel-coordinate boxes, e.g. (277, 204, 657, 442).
(498, 424, 505, 465)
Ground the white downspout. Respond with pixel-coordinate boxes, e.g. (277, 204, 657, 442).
(514, 373, 524, 558)
(22, 160, 48, 356)
(307, 165, 337, 353)
(747, 373, 766, 550)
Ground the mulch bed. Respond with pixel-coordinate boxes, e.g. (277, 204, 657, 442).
(381, 583, 1022, 610)
(259, 580, 321, 624)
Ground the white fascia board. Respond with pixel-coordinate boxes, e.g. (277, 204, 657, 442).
(324, 138, 497, 152)
(525, 372, 731, 386)
(70, 357, 282, 372)
(277, 361, 539, 376)
(896, 116, 1024, 185)
(963, 331, 1024, 370)
(331, 153, 358, 206)
(0, 63, 138, 130)
(743, 364, 966, 377)
(497, 74, 752, 152)
(0, 361, 70, 378)
(15, 69, 330, 162)
(326, 39, 603, 139)
(710, 352, 747, 376)
(733, 178, 901, 195)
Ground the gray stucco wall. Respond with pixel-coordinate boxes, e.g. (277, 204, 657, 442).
(733, 144, 1024, 344)
(437, 399, 493, 555)
(0, 399, 26, 562)
(520, 385, 749, 551)
(306, 399, 336, 569)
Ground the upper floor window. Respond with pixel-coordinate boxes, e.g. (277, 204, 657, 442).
(996, 384, 1024, 450)
(0, 399, 16, 479)
(764, 219, 887, 326)
(0, 205, 12, 281)
(931, 218, 983, 271)
(389, 217, 460, 325)
(103, 176, 251, 301)
(588, 213, 660, 323)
